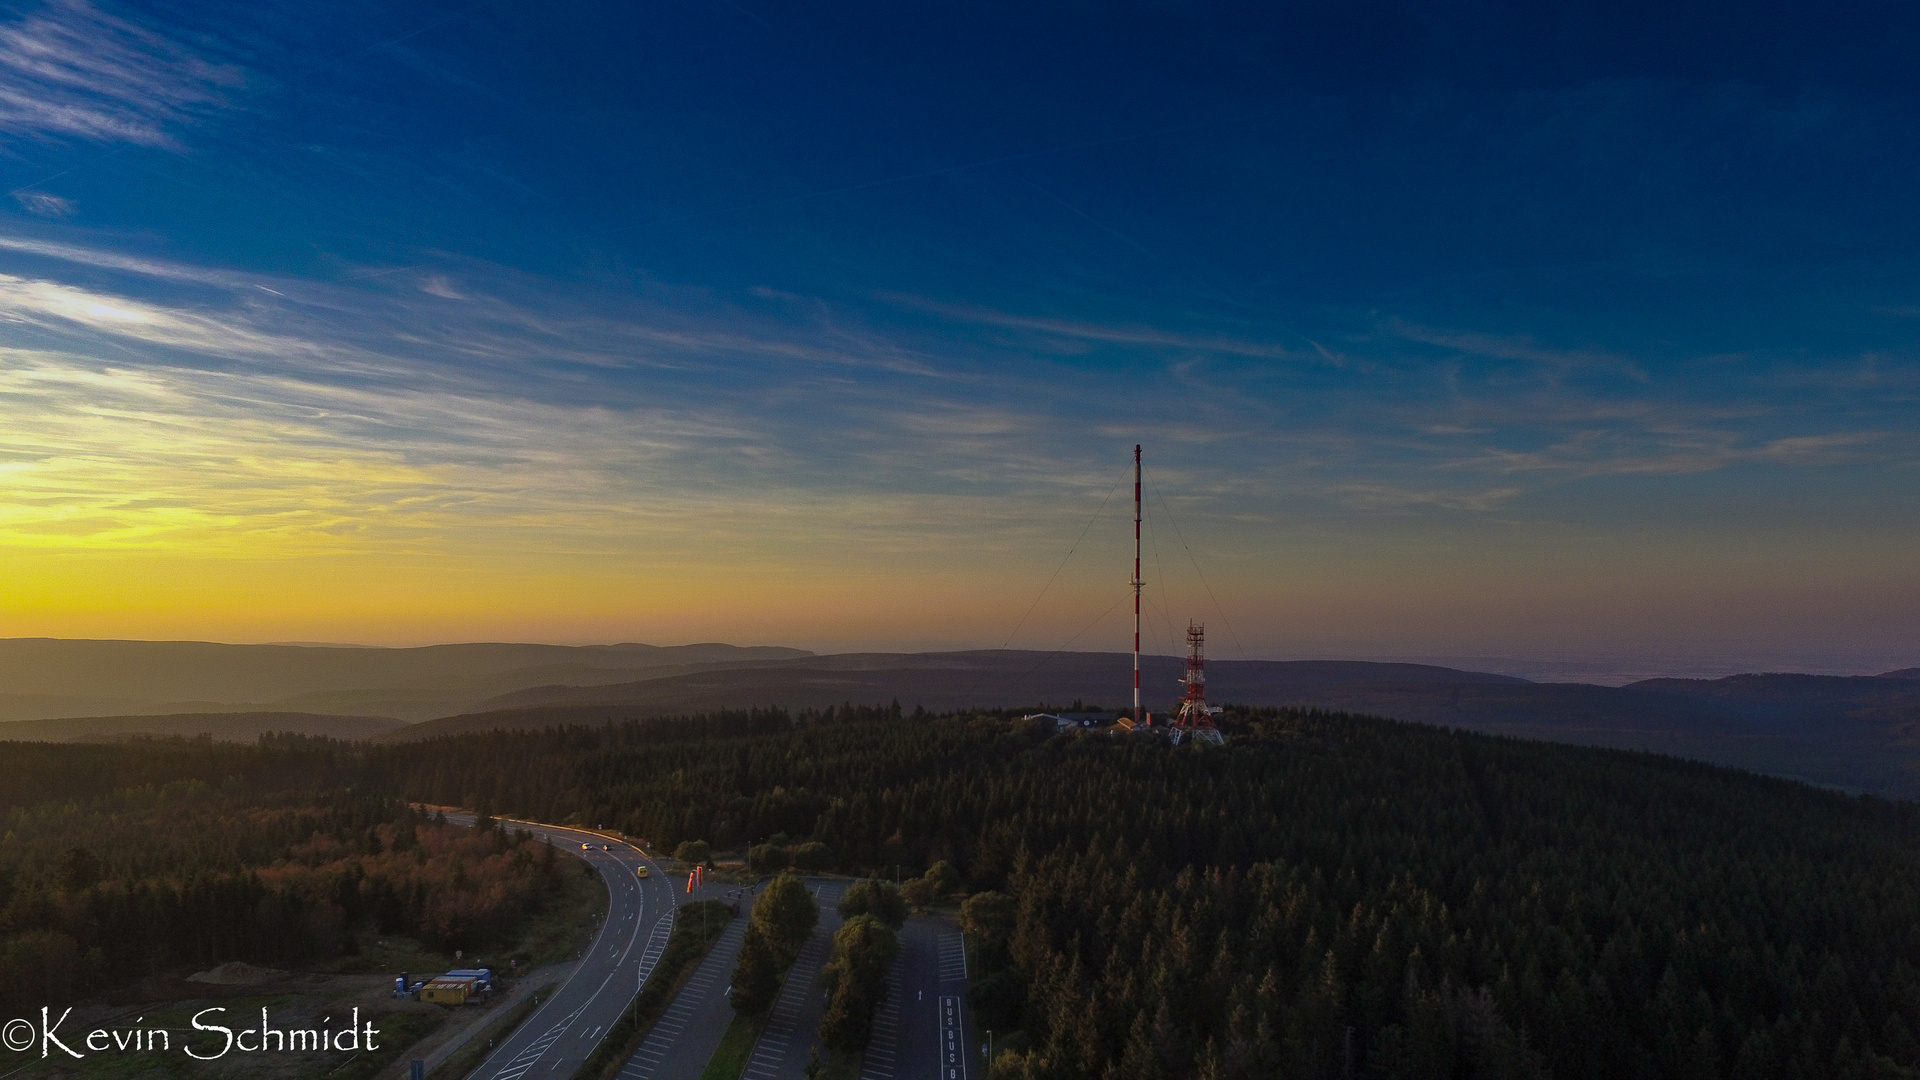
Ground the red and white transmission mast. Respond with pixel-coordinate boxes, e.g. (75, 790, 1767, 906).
(1132, 444, 1143, 728)
(1170, 622, 1224, 746)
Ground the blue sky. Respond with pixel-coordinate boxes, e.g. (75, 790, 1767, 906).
(1, 0, 1917, 674)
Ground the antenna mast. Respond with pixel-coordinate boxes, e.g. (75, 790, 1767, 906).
(1170, 622, 1224, 746)
(1133, 444, 1142, 727)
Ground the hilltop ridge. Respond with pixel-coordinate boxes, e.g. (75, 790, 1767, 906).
(0, 638, 812, 722)
(7, 639, 1920, 797)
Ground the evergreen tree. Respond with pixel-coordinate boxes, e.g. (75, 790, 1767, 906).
(752, 873, 819, 968)
(14, 705, 1920, 1077)
(838, 879, 908, 929)
(730, 923, 780, 1013)
(819, 914, 898, 1053)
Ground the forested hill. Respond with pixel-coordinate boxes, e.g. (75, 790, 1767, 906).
(379, 659, 1920, 798)
(442, 653, 1522, 720)
(0, 638, 813, 722)
(368, 707, 1920, 1079)
(7, 707, 1920, 1075)
(16, 641, 1920, 798)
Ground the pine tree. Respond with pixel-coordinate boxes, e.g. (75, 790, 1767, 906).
(819, 914, 899, 1053)
(730, 924, 780, 1013)
(752, 874, 819, 969)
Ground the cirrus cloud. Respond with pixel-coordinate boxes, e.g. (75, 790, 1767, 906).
(0, 0, 241, 149)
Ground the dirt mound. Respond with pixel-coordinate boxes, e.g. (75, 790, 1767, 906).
(187, 961, 283, 984)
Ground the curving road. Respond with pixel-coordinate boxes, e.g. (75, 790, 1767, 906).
(444, 814, 677, 1080)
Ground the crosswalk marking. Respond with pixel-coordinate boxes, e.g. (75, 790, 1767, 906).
(635, 911, 675, 985)
(937, 933, 967, 983)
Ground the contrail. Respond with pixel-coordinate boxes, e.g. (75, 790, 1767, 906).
(616, 110, 1274, 233)
(1023, 179, 1157, 259)
(721, 0, 772, 29)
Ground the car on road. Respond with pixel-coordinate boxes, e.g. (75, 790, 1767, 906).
(581, 842, 592, 850)
(636, 865, 649, 878)
(601, 843, 610, 850)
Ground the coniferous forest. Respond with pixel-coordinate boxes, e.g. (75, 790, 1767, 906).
(0, 737, 564, 1012)
(7, 707, 1920, 1077)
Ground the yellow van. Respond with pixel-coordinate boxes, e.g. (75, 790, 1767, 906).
(636, 865, 649, 878)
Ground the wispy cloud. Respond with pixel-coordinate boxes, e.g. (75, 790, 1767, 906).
(2, 231, 1912, 580)
(1327, 483, 1525, 512)
(0, 0, 240, 149)
(1392, 321, 1647, 380)
(0, 234, 248, 285)
(889, 294, 1311, 362)
(12, 191, 73, 218)
(419, 275, 466, 300)
(0, 238, 1108, 560)
(1448, 428, 1894, 477)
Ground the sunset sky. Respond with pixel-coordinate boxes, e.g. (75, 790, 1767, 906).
(2, 0, 1917, 673)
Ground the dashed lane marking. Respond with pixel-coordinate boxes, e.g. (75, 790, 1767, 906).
(485, 1005, 585, 1080)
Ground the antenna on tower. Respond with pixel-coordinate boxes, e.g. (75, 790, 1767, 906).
(1170, 622, 1224, 746)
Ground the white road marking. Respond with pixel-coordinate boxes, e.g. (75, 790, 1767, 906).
(858, 953, 906, 1080)
(938, 934, 968, 982)
(463, 820, 663, 1080)
(940, 996, 967, 1080)
(486, 1005, 586, 1080)
(617, 918, 746, 1080)
(742, 883, 844, 1080)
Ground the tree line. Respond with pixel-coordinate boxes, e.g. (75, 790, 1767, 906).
(10, 704, 1920, 1077)
(363, 705, 1920, 1079)
(730, 873, 820, 1012)
(0, 774, 565, 1012)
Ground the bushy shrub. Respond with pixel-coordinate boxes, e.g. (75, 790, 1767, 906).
(838, 878, 907, 929)
(788, 841, 835, 872)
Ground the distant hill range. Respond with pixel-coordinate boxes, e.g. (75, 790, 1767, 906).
(6, 638, 1920, 798)
(0, 711, 404, 744)
(0, 639, 814, 723)
(382, 650, 1920, 798)
(405, 652, 1522, 734)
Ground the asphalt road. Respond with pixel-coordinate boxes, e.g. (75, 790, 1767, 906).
(423, 835, 977, 1080)
(740, 880, 848, 1080)
(613, 910, 748, 1080)
(712, 881, 975, 1080)
(860, 916, 973, 1080)
(442, 815, 676, 1080)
